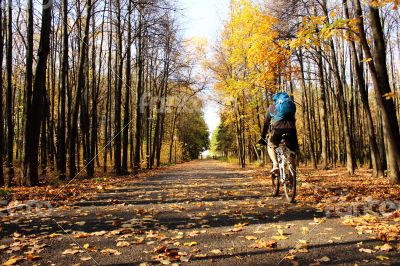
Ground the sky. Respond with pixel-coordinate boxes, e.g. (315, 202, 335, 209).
(178, 0, 230, 136)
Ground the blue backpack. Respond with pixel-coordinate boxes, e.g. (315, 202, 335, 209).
(271, 92, 296, 123)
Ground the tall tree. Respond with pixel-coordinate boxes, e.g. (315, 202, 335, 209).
(69, 0, 93, 179)
(353, 0, 400, 183)
(343, 0, 383, 177)
(57, 0, 68, 180)
(0, 0, 4, 186)
(122, 0, 132, 174)
(22, 0, 53, 186)
(21, 0, 34, 185)
(114, 0, 123, 175)
(6, 0, 14, 185)
(134, 6, 144, 172)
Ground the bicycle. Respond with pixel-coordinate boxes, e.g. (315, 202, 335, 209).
(271, 134, 297, 203)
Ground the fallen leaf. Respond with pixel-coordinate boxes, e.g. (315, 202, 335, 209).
(359, 248, 375, 254)
(2, 257, 24, 266)
(116, 241, 130, 247)
(245, 236, 258, 240)
(62, 249, 80, 255)
(316, 256, 330, 262)
(183, 242, 197, 247)
(376, 255, 390, 261)
(272, 235, 288, 240)
(249, 240, 277, 249)
(160, 259, 171, 265)
(180, 256, 190, 262)
(375, 243, 393, 252)
(210, 249, 222, 254)
(92, 231, 107, 236)
(100, 248, 121, 255)
(25, 254, 41, 261)
(284, 255, 296, 260)
(302, 227, 309, 234)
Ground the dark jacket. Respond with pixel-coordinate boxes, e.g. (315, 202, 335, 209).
(261, 104, 296, 139)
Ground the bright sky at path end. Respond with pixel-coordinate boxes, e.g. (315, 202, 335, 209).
(178, 0, 230, 140)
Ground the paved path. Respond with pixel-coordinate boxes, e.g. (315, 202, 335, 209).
(1, 160, 398, 265)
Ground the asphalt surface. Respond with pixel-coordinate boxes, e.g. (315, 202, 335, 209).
(1, 160, 399, 266)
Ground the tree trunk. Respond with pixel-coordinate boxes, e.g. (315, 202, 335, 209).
(6, 0, 14, 185)
(134, 10, 144, 172)
(322, 1, 355, 175)
(21, 0, 34, 185)
(122, 0, 132, 174)
(57, 0, 67, 180)
(314, 9, 328, 169)
(0, 0, 4, 186)
(354, 0, 400, 183)
(298, 49, 317, 169)
(40, 91, 48, 175)
(69, 0, 92, 179)
(24, 0, 53, 186)
(343, 0, 383, 177)
(114, 0, 123, 175)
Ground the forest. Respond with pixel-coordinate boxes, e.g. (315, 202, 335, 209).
(1, 0, 400, 265)
(209, 0, 400, 184)
(0, 0, 210, 187)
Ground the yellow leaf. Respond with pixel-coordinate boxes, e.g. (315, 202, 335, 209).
(248, 240, 277, 249)
(376, 255, 390, 261)
(80, 256, 92, 261)
(62, 249, 80, 255)
(360, 58, 373, 63)
(284, 255, 296, 260)
(210, 249, 222, 254)
(359, 248, 375, 253)
(160, 259, 171, 265)
(375, 243, 393, 252)
(272, 235, 288, 240)
(316, 256, 331, 262)
(116, 241, 130, 247)
(2, 257, 24, 266)
(100, 248, 121, 255)
(383, 92, 396, 100)
(49, 233, 62, 238)
(183, 242, 198, 247)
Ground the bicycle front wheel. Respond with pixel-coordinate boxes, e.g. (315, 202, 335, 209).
(284, 164, 296, 203)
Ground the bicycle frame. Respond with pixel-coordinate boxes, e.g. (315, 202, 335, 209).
(275, 144, 295, 182)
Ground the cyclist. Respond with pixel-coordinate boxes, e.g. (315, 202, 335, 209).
(258, 92, 298, 174)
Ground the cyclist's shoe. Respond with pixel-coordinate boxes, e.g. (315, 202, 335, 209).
(270, 164, 279, 174)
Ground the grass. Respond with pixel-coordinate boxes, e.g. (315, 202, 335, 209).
(0, 189, 11, 200)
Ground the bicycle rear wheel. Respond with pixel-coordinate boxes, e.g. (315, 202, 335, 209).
(271, 172, 280, 197)
(283, 164, 296, 203)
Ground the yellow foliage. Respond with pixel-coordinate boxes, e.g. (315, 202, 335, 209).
(219, 0, 290, 96)
(207, 0, 294, 139)
(369, 0, 399, 9)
